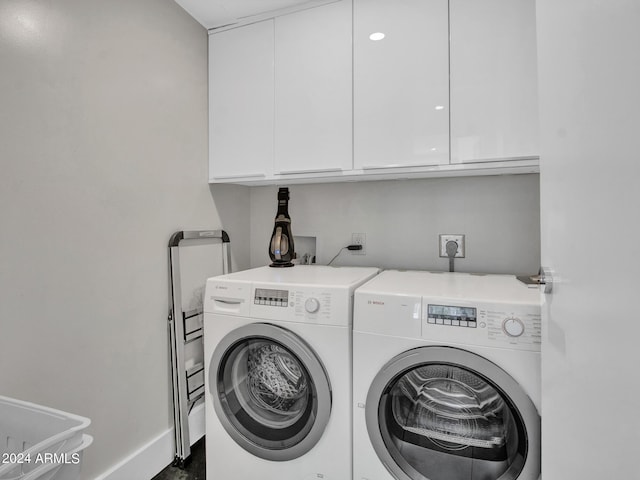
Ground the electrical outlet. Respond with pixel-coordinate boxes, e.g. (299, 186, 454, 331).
(351, 233, 366, 255)
(439, 234, 465, 258)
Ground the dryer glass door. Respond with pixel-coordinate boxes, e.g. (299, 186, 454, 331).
(210, 323, 332, 461)
(366, 346, 540, 480)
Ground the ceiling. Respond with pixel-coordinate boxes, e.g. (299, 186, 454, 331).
(175, 0, 333, 29)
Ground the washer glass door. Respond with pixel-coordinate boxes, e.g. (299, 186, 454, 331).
(366, 347, 540, 480)
(210, 323, 331, 461)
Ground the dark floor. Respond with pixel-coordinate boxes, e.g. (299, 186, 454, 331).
(152, 438, 206, 480)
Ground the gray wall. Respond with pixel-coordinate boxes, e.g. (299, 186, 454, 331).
(250, 174, 540, 274)
(0, 0, 248, 478)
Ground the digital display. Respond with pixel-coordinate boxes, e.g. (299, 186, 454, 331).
(428, 304, 477, 321)
(254, 288, 289, 307)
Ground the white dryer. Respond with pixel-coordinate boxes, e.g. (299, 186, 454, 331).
(203, 265, 379, 480)
(353, 270, 541, 480)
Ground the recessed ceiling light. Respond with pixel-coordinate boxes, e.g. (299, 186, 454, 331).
(369, 32, 385, 41)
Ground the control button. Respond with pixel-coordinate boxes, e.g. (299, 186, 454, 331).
(459, 321, 468, 327)
(427, 317, 436, 324)
(444, 319, 452, 326)
(305, 297, 320, 314)
(436, 318, 444, 325)
(452, 320, 460, 326)
(468, 322, 477, 328)
(503, 317, 525, 337)
(480, 322, 487, 328)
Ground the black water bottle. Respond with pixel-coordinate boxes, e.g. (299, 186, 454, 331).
(268, 187, 295, 267)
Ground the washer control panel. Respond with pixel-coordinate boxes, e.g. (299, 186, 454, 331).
(253, 288, 289, 307)
(254, 288, 289, 307)
(304, 297, 321, 313)
(290, 290, 333, 320)
(248, 285, 348, 326)
(206, 278, 354, 327)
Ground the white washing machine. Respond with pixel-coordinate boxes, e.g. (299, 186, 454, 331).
(353, 270, 541, 480)
(203, 265, 379, 480)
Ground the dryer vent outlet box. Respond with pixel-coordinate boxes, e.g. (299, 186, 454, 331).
(294, 236, 316, 264)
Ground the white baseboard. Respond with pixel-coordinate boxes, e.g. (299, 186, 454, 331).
(95, 402, 205, 480)
(188, 400, 205, 444)
(93, 429, 173, 480)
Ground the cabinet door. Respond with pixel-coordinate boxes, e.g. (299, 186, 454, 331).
(450, 0, 538, 164)
(354, 0, 449, 170)
(209, 20, 274, 180)
(274, 1, 352, 175)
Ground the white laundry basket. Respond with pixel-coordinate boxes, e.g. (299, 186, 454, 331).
(0, 396, 91, 480)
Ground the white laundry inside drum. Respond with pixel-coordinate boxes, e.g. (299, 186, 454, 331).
(246, 343, 310, 424)
(391, 365, 511, 451)
(228, 339, 312, 431)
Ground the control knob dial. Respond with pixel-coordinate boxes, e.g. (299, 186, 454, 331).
(305, 297, 320, 314)
(502, 317, 525, 337)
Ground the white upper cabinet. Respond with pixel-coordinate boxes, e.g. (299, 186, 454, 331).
(274, 0, 352, 175)
(203, 0, 540, 185)
(450, 0, 539, 163)
(353, 0, 450, 170)
(209, 20, 274, 181)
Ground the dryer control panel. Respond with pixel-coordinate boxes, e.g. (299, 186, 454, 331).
(421, 299, 541, 352)
(426, 304, 478, 328)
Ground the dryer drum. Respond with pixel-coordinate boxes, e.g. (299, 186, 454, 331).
(366, 346, 538, 480)
(391, 365, 510, 450)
